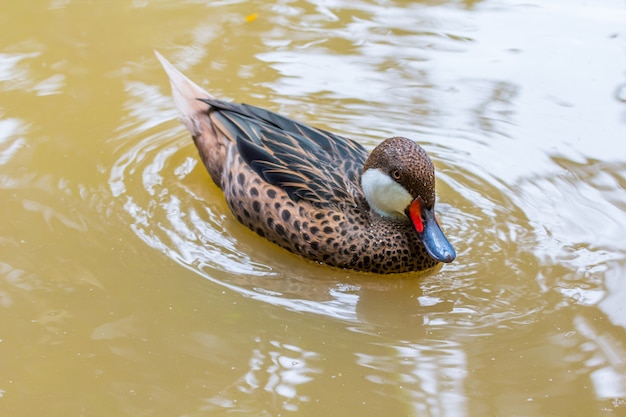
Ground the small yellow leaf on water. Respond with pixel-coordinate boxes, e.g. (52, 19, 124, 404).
(245, 13, 258, 23)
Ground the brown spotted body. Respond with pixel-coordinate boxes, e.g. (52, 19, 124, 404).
(156, 52, 455, 274)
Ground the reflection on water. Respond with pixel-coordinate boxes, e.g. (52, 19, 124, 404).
(1, 0, 626, 415)
(203, 339, 323, 413)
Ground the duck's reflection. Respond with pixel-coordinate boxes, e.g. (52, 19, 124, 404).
(355, 276, 454, 333)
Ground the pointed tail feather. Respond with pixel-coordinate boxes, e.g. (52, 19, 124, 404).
(154, 50, 213, 137)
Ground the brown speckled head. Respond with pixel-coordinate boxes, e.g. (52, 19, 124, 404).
(363, 137, 436, 207)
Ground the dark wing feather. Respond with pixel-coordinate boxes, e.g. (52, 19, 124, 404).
(201, 98, 368, 208)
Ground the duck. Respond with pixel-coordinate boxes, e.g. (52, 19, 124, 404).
(155, 51, 456, 274)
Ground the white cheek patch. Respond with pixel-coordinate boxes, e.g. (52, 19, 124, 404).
(361, 168, 413, 218)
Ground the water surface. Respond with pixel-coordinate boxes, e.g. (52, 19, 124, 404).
(1, 0, 625, 416)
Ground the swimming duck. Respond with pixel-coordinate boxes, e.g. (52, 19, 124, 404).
(155, 51, 455, 274)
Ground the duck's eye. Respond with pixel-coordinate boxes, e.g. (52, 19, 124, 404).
(391, 169, 401, 180)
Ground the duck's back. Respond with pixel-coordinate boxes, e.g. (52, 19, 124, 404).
(202, 98, 368, 207)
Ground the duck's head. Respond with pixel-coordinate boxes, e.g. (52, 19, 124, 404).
(362, 136, 456, 264)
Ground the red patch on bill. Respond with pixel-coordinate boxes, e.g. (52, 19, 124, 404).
(409, 199, 424, 233)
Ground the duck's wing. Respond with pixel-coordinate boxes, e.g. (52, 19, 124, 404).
(202, 98, 368, 208)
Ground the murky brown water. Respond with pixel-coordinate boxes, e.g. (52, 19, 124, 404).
(1, 0, 626, 416)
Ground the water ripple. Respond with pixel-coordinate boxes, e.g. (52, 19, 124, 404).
(108, 102, 550, 331)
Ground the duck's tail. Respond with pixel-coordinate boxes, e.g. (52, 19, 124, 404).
(154, 50, 214, 139)
(155, 51, 232, 187)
